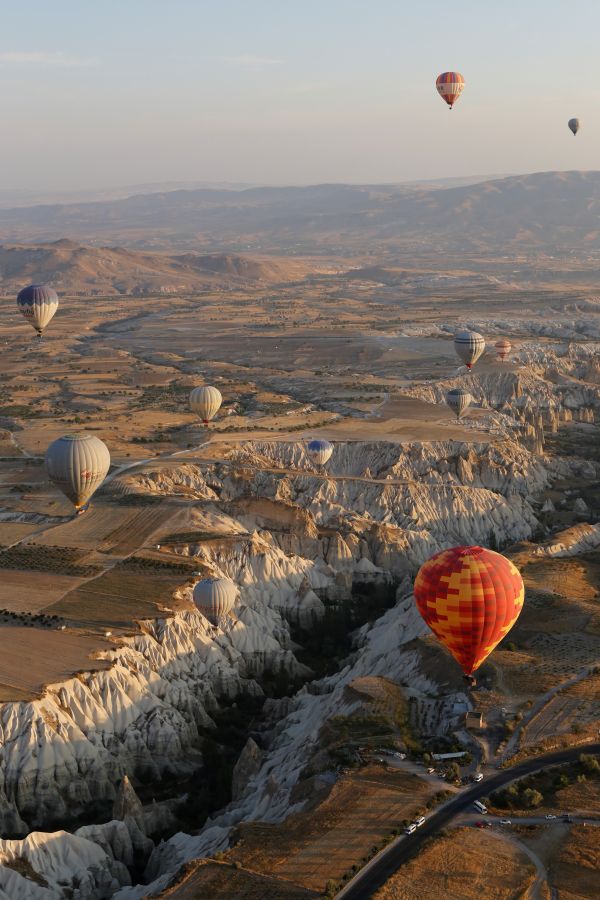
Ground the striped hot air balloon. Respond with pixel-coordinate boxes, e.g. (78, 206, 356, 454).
(193, 577, 237, 626)
(495, 339, 512, 362)
(414, 546, 524, 679)
(45, 434, 110, 513)
(189, 386, 222, 425)
(436, 72, 465, 109)
(446, 388, 472, 419)
(17, 284, 59, 337)
(306, 439, 334, 467)
(454, 330, 485, 369)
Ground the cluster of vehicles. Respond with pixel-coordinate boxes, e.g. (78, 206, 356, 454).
(404, 815, 426, 835)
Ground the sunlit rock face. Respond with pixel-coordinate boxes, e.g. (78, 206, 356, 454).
(0, 435, 567, 895)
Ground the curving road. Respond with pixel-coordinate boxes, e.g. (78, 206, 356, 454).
(336, 742, 600, 900)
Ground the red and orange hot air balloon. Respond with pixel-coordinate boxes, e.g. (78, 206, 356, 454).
(436, 71, 465, 109)
(414, 546, 524, 681)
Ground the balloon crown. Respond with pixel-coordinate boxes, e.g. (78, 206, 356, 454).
(459, 545, 485, 557)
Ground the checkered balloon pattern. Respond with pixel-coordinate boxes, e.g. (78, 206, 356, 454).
(413, 545, 524, 675)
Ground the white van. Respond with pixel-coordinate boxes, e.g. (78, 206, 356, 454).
(415, 816, 426, 827)
(404, 823, 417, 835)
(473, 800, 487, 814)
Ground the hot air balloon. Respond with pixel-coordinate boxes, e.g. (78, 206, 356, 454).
(189, 386, 222, 425)
(414, 545, 524, 681)
(436, 72, 465, 109)
(193, 577, 237, 626)
(495, 339, 512, 362)
(454, 330, 485, 369)
(446, 388, 472, 419)
(306, 439, 334, 467)
(17, 284, 58, 337)
(45, 434, 110, 513)
(568, 118, 580, 136)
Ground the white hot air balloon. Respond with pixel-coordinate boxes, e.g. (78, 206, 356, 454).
(446, 387, 472, 419)
(306, 439, 334, 467)
(17, 284, 59, 337)
(495, 339, 512, 362)
(193, 577, 237, 626)
(454, 330, 485, 369)
(189, 386, 222, 425)
(45, 434, 110, 513)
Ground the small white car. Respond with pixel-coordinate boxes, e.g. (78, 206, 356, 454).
(474, 773, 484, 782)
(427, 767, 435, 774)
(545, 814, 557, 820)
(415, 816, 426, 827)
(500, 819, 512, 825)
(394, 752, 406, 760)
(404, 824, 417, 835)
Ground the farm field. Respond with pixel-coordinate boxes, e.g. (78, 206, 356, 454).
(158, 860, 318, 899)
(372, 828, 537, 900)
(224, 766, 432, 894)
(0, 625, 112, 701)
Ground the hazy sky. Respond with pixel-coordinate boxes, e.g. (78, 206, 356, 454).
(3, 0, 600, 190)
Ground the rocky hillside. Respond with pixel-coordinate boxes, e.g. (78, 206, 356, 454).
(0, 436, 582, 896)
(0, 172, 598, 252)
(0, 240, 324, 296)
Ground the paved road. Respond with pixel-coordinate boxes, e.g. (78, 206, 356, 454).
(336, 742, 600, 900)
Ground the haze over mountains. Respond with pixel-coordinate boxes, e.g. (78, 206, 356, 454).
(0, 171, 596, 257)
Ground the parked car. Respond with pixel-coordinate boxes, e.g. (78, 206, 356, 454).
(500, 819, 512, 826)
(474, 773, 484, 782)
(394, 752, 406, 760)
(475, 821, 486, 828)
(404, 823, 417, 835)
(545, 814, 557, 820)
(415, 816, 426, 827)
(427, 767, 435, 774)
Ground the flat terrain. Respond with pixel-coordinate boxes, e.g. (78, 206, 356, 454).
(225, 766, 431, 894)
(372, 827, 537, 900)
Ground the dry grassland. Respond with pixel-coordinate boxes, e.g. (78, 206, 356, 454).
(158, 860, 318, 899)
(373, 828, 537, 900)
(225, 766, 430, 893)
(0, 625, 112, 700)
(550, 825, 600, 899)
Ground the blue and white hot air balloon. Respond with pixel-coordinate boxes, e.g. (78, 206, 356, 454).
(17, 284, 59, 337)
(306, 439, 334, 467)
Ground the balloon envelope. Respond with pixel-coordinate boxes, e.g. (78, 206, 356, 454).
(495, 339, 512, 361)
(436, 71, 465, 108)
(45, 434, 110, 510)
(307, 439, 334, 466)
(189, 386, 222, 424)
(446, 388, 472, 419)
(454, 330, 485, 369)
(568, 117, 580, 135)
(193, 577, 237, 625)
(17, 284, 58, 335)
(414, 545, 524, 675)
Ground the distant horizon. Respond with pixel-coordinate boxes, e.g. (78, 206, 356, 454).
(2, 1, 599, 189)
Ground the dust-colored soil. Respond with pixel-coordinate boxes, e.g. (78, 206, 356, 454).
(373, 827, 537, 900)
(225, 767, 431, 893)
(43, 561, 191, 631)
(0, 625, 112, 700)
(157, 859, 318, 899)
(0, 570, 84, 612)
(550, 825, 600, 899)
